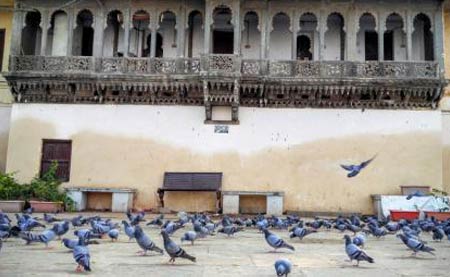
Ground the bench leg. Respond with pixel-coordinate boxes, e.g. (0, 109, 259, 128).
(216, 191, 222, 214)
(158, 190, 165, 208)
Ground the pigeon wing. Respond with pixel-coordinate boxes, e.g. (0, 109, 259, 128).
(340, 164, 356, 171)
(360, 155, 377, 169)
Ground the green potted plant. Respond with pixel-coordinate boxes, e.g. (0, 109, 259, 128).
(0, 172, 25, 212)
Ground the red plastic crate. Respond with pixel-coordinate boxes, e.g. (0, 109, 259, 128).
(424, 211, 450, 221)
(390, 210, 420, 221)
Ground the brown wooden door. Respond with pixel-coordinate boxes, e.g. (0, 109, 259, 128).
(41, 140, 72, 182)
(0, 29, 5, 70)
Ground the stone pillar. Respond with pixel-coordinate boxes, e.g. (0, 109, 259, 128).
(52, 12, 69, 56)
(40, 10, 50, 56)
(233, 1, 241, 55)
(10, 2, 24, 56)
(406, 10, 413, 60)
(177, 4, 187, 57)
(150, 14, 158, 58)
(123, 8, 131, 57)
(346, 11, 356, 61)
(204, 4, 212, 54)
(93, 8, 105, 57)
(67, 8, 75, 56)
(291, 11, 298, 60)
(318, 10, 326, 61)
(434, 5, 445, 75)
(378, 13, 385, 61)
(259, 9, 267, 59)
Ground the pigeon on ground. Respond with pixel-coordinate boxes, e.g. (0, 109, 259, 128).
(406, 191, 427, 200)
(397, 234, 435, 256)
(146, 214, 164, 226)
(352, 233, 367, 248)
(180, 231, 198, 245)
(161, 230, 196, 263)
(108, 229, 119, 242)
(73, 235, 91, 272)
(74, 229, 101, 242)
(432, 227, 445, 241)
(344, 235, 374, 266)
(71, 215, 86, 227)
(62, 238, 79, 250)
(0, 230, 10, 240)
(43, 213, 61, 223)
(262, 229, 295, 252)
(290, 227, 316, 240)
(122, 220, 136, 241)
(274, 259, 292, 276)
(218, 226, 244, 237)
(340, 155, 376, 178)
(134, 225, 163, 255)
(19, 225, 58, 248)
(163, 221, 184, 236)
(54, 220, 70, 239)
(126, 211, 146, 226)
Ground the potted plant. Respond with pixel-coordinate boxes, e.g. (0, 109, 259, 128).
(0, 172, 25, 212)
(424, 189, 450, 221)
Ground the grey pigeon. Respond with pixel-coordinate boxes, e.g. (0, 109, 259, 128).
(44, 213, 61, 223)
(134, 225, 163, 255)
(352, 233, 367, 248)
(62, 238, 78, 250)
(54, 220, 70, 239)
(108, 229, 119, 242)
(122, 220, 135, 241)
(397, 234, 435, 256)
(289, 227, 316, 240)
(73, 235, 91, 272)
(340, 155, 376, 178)
(161, 230, 196, 263)
(262, 229, 295, 252)
(180, 231, 198, 245)
(344, 235, 374, 266)
(19, 225, 58, 248)
(218, 226, 243, 237)
(406, 191, 426, 200)
(275, 259, 292, 276)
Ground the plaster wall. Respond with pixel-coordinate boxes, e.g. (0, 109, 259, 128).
(5, 104, 443, 214)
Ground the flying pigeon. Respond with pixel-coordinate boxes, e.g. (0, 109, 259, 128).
(262, 229, 295, 252)
(161, 230, 196, 263)
(180, 231, 198, 245)
(397, 234, 435, 256)
(406, 191, 427, 200)
(134, 225, 163, 256)
(344, 235, 374, 266)
(73, 235, 91, 272)
(340, 155, 376, 178)
(122, 220, 136, 241)
(274, 259, 292, 277)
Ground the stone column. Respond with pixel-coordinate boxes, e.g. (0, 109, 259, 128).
(177, 3, 187, 57)
(434, 6, 445, 74)
(291, 10, 298, 60)
(233, 1, 241, 55)
(67, 8, 75, 56)
(123, 8, 131, 57)
(406, 10, 413, 60)
(93, 8, 105, 57)
(10, 2, 24, 56)
(318, 10, 326, 61)
(259, 9, 267, 59)
(150, 12, 158, 58)
(346, 11, 357, 61)
(203, 4, 212, 54)
(378, 13, 385, 61)
(40, 9, 50, 56)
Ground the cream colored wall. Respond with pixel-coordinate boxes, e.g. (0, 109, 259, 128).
(5, 104, 443, 214)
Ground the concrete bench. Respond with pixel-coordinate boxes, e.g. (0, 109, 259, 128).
(222, 191, 284, 215)
(66, 187, 136, 212)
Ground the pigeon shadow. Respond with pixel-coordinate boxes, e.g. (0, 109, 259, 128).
(393, 255, 436, 260)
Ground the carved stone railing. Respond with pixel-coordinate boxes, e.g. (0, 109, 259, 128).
(9, 55, 440, 79)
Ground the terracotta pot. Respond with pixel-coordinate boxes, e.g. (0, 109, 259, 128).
(390, 210, 420, 221)
(424, 211, 450, 221)
(0, 200, 25, 212)
(29, 201, 64, 213)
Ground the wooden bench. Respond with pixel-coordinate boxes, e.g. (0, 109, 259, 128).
(157, 172, 223, 212)
(66, 187, 136, 212)
(222, 191, 284, 215)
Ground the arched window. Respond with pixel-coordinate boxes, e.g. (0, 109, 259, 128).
(324, 13, 345, 61)
(241, 11, 260, 59)
(103, 10, 124, 57)
(21, 11, 42, 55)
(157, 11, 177, 57)
(212, 6, 233, 54)
(146, 33, 163, 58)
(129, 10, 150, 57)
(186, 11, 203, 58)
(384, 13, 406, 61)
(412, 13, 434, 61)
(298, 13, 318, 60)
(270, 12, 291, 60)
(357, 13, 377, 61)
(73, 10, 94, 56)
(47, 11, 68, 56)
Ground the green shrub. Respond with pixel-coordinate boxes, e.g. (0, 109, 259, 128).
(0, 172, 22, 200)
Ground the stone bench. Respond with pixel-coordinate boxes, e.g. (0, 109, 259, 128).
(66, 187, 136, 212)
(222, 191, 284, 215)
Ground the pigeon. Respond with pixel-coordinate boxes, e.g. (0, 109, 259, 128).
(62, 238, 79, 250)
(352, 233, 367, 248)
(19, 225, 58, 248)
(340, 155, 376, 178)
(161, 230, 196, 263)
(54, 220, 70, 239)
(344, 235, 374, 266)
(406, 191, 427, 200)
(274, 259, 292, 277)
(43, 213, 61, 223)
(180, 231, 198, 245)
(397, 234, 435, 256)
(108, 229, 119, 242)
(262, 229, 295, 252)
(163, 221, 184, 236)
(432, 227, 445, 242)
(126, 211, 146, 226)
(218, 226, 244, 237)
(146, 214, 164, 226)
(0, 230, 10, 240)
(73, 235, 91, 272)
(289, 227, 317, 240)
(134, 225, 163, 255)
(74, 229, 101, 241)
(71, 215, 86, 227)
(122, 220, 136, 241)
(0, 239, 2, 253)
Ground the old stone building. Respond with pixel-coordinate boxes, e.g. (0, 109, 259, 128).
(2, 0, 448, 214)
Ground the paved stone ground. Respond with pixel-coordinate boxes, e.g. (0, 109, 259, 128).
(1, 213, 450, 276)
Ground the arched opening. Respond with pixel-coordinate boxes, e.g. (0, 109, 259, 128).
(324, 13, 345, 61)
(157, 11, 176, 58)
(270, 12, 291, 60)
(103, 10, 124, 57)
(412, 13, 434, 61)
(21, 11, 42, 55)
(357, 13, 377, 61)
(47, 11, 68, 56)
(186, 11, 203, 58)
(147, 33, 163, 58)
(384, 13, 406, 61)
(298, 13, 318, 60)
(73, 10, 94, 56)
(212, 6, 233, 54)
(241, 11, 260, 59)
(129, 10, 150, 57)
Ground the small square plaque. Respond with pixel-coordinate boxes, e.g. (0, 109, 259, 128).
(214, 125, 229, 134)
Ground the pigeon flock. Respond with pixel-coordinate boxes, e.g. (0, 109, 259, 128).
(0, 209, 449, 276)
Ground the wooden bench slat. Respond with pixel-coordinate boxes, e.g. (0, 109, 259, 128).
(161, 172, 222, 191)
